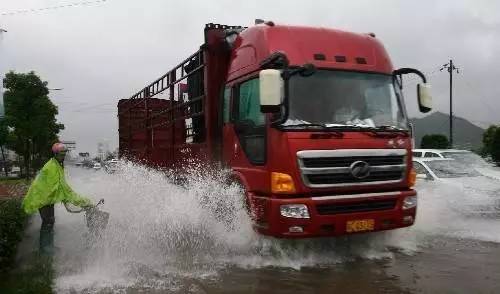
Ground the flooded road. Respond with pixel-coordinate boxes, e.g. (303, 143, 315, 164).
(4, 163, 500, 293)
(207, 237, 500, 294)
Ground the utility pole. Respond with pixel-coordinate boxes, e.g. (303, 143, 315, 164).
(440, 60, 459, 147)
(0, 27, 6, 118)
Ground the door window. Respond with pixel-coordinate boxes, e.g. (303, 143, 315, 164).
(238, 79, 265, 126)
(234, 78, 266, 165)
(223, 87, 231, 124)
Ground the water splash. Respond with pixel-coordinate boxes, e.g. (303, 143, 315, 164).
(52, 161, 500, 292)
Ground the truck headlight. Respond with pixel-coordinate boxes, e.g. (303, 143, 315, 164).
(402, 196, 417, 210)
(280, 204, 310, 218)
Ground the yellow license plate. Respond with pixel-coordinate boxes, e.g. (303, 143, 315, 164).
(346, 219, 375, 233)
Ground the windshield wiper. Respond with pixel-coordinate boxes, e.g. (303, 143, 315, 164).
(334, 124, 409, 137)
(281, 123, 328, 128)
(283, 123, 376, 133)
(279, 123, 344, 136)
(371, 125, 409, 137)
(279, 123, 408, 138)
(374, 125, 407, 131)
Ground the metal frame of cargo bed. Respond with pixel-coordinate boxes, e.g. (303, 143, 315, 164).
(118, 23, 245, 167)
(118, 49, 206, 165)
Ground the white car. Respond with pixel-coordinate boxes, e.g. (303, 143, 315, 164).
(93, 162, 102, 170)
(8, 166, 21, 178)
(413, 158, 485, 181)
(413, 158, 500, 217)
(413, 149, 500, 180)
(413, 149, 485, 162)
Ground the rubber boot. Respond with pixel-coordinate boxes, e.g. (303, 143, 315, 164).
(39, 205, 55, 255)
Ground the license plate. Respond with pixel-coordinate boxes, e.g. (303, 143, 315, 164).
(346, 219, 375, 233)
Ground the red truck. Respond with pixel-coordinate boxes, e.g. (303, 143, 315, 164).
(118, 21, 433, 238)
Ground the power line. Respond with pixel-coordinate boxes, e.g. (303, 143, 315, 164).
(0, 0, 108, 16)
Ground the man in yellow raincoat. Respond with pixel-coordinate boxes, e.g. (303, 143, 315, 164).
(22, 142, 93, 251)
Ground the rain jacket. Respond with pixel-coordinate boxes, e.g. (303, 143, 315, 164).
(22, 158, 92, 214)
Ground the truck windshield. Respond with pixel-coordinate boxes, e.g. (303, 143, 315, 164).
(284, 70, 408, 130)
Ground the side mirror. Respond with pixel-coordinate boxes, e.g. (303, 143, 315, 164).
(393, 68, 432, 114)
(259, 69, 283, 113)
(417, 84, 432, 113)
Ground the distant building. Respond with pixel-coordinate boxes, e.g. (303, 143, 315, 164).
(77, 152, 90, 163)
(61, 140, 76, 151)
(97, 141, 110, 161)
(0, 148, 17, 161)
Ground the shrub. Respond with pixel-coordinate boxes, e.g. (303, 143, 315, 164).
(0, 198, 28, 271)
(421, 134, 450, 149)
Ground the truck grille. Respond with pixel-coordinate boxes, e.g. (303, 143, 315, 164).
(302, 155, 404, 168)
(316, 199, 397, 215)
(297, 149, 406, 188)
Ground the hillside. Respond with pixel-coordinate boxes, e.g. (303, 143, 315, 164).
(410, 112, 485, 150)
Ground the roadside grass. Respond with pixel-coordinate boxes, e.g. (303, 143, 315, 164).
(0, 178, 30, 185)
(0, 180, 52, 293)
(0, 252, 54, 294)
(0, 178, 31, 198)
(0, 198, 27, 271)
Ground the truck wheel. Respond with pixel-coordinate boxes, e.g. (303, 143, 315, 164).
(227, 178, 252, 218)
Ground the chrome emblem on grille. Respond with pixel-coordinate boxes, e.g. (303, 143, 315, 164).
(350, 160, 371, 179)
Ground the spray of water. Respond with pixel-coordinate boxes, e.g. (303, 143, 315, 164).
(51, 160, 500, 292)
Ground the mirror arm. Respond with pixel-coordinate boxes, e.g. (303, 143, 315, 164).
(393, 68, 427, 83)
(396, 75, 403, 90)
(260, 53, 316, 127)
(271, 77, 290, 127)
(260, 51, 290, 69)
(269, 64, 316, 127)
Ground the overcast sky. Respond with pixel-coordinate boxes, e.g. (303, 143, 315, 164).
(1, 0, 499, 154)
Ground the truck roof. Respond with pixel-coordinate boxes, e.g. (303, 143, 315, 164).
(227, 24, 393, 81)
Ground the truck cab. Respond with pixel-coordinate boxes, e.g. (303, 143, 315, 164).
(118, 22, 432, 238)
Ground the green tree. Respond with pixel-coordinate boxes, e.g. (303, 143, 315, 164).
(488, 127, 500, 165)
(3, 71, 64, 178)
(482, 125, 498, 157)
(420, 134, 450, 149)
(0, 119, 10, 176)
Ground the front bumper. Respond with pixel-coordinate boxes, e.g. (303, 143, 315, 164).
(249, 190, 417, 238)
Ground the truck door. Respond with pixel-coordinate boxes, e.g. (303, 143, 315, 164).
(222, 86, 234, 166)
(232, 79, 266, 166)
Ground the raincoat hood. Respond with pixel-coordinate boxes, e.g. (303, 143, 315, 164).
(22, 158, 92, 214)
